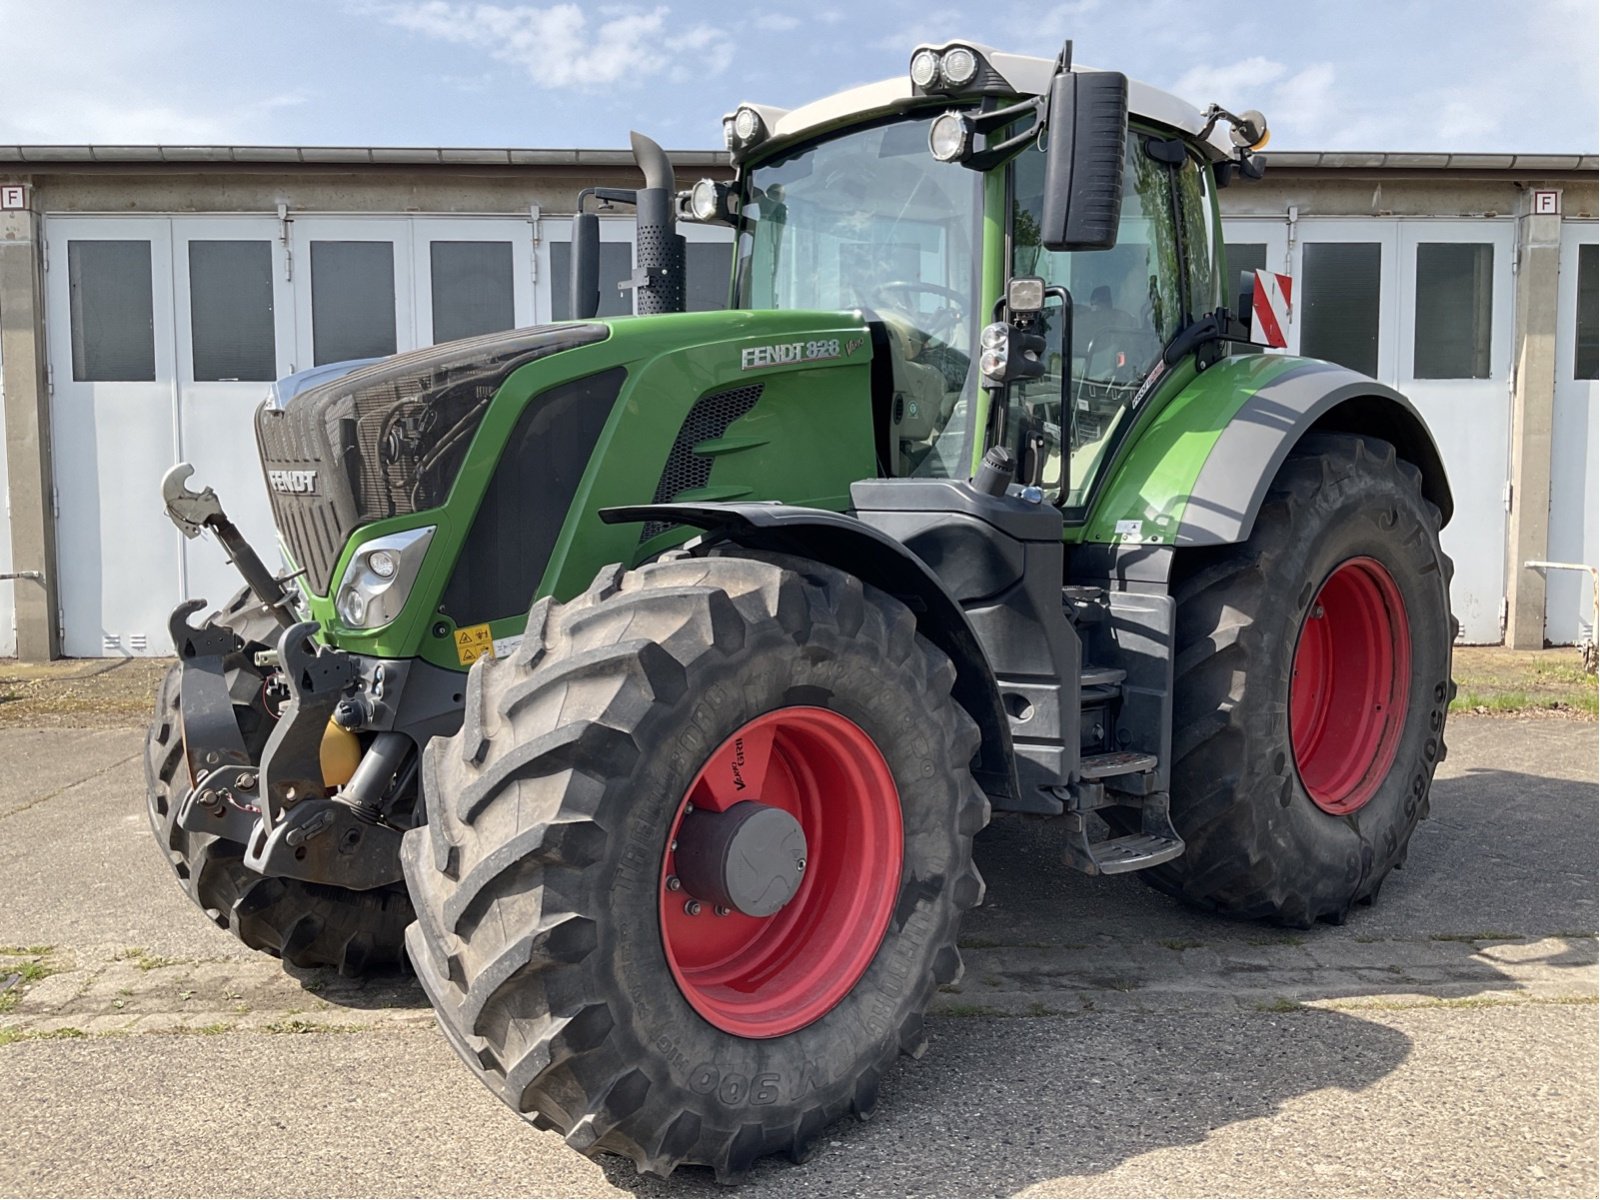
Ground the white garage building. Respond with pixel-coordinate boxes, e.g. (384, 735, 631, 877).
(0, 145, 1594, 658)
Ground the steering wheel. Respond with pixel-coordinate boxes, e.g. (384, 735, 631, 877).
(869, 280, 966, 345)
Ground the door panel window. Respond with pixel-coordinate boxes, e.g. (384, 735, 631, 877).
(549, 240, 633, 319)
(430, 240, 515, 343)
(1576, 242, 1598, 381)
(1413, 242, 1494, 379)
(1300, 242, 1382, 377)
(1174, 152, 1221, 320)
(310, 240, 397, 365)
(1012, 131, 1188, 506)
(189, 240, 276, 381)
(68, 240, 156, 382)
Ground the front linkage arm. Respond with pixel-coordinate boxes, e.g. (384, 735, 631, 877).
(161, 463, 298, 632)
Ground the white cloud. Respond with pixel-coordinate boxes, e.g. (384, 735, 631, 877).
(375, 2, 734, 90)
(1170, 56, 1289, 111)
(0, 1, 310, 144)
(873, 8, 964, 53)
(752, 13, 800, 32)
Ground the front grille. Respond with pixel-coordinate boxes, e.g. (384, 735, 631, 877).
(640, 383, 763, 541)
(257, 323, 608, 595)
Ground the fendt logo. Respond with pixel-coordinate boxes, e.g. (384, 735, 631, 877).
(267, 469, 318, 495)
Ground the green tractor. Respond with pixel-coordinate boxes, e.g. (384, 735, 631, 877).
(147, 39, 1454, 1179)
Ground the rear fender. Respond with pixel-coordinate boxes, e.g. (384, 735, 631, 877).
(601, 502, 1020, 807)
(1086, 357, 1453, 556)
(1175, 361, 1454, 546)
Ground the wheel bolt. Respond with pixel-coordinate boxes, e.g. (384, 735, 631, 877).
(714, 905, 730, 917)
(684, 900, 702, 916)
(796, 857, 806, 872)
(666, 875, 682, 892)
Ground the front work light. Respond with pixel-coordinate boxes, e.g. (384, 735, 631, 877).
(910, 48, 940, 88)
(733, 106, 762, 141)
(334, 526, 435, 631)
(689, 178, 724, 222)
(980, 322, 1046, 389)
(940, 45, 979, 87)
(929, 111, 973, 162)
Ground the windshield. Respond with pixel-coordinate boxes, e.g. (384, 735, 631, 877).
(735, 114, 983, 477)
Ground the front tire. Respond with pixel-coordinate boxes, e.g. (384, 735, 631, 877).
(1145, 433, 1454, 926)
(402, 552, 988, 1179)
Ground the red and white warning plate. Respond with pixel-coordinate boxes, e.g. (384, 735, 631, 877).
(1252, 269, 1293, 348)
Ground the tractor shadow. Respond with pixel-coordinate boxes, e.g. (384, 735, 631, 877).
(599, 751, 1597, 1197)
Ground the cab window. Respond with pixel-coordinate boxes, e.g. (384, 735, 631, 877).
(1008, 130, 1218, 508)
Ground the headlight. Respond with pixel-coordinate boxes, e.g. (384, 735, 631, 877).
(909, 48, 940, 88)
(733, 106, 762, 141)
(940, 46, 978, 87)
(334, 526, 435, 631)
(928, 111, 972, 162)
(689, 178, 723, 222)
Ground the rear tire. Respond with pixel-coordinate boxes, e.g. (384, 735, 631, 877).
(1138, 433, 1454, 926)
(402, 552, 988, 1179)
(144, 664, 412, 975)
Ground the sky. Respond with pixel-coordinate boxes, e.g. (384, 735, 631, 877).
(0, 0, 1595, 153)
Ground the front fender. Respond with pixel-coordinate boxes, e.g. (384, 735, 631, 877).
(1085, 356, 1453, 549)
(600, 501, 1019, 807)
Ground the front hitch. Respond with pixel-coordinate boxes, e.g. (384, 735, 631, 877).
(240, 623, 408, 891)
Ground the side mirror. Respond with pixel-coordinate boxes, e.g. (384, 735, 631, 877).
(1040, 70, 1128, 252)
(570, 212, 601, 321)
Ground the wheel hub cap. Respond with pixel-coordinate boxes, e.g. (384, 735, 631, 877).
(659, 706, 902, 1039)
(674, 801, 808, 917)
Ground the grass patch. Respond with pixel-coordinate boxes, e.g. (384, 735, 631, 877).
(1450, 647, 1597, 718)
(262, 1017, 368, 1035)
(0, 945, 53, 957)
(0, 1026, 87, 1046)
(1158, 938, 1206, 951)
(168, 1022, 234, 1036)
(1254, 997, 1305, 1013)
(1429, 931, 1524, 943)
(133, 954, 181, 972)
(0, 956, 57, 1013)
(1102, 977, 1142, 992)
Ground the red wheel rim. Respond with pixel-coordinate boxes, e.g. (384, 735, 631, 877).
(1290, 557, 1412, 815)
(659, 707, 902, 1038)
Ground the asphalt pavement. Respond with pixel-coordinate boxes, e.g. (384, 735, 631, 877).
(0, 714, 1594, 1197)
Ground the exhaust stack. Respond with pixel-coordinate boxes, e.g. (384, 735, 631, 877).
(568, 131, 686, 320)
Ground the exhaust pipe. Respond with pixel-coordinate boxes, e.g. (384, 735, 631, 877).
(568, 131, 686, 320)
(627, 131, 686, 316)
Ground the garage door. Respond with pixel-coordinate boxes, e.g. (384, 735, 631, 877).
(45, 213, 540, 656)
(1548, 221, 1599, 645)
(1222, 216, 1516, 644)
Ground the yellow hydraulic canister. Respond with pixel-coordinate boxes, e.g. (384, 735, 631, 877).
(319, 720, 362, 788)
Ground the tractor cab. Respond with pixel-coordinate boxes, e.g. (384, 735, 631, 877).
(629, 40, 1271, 507)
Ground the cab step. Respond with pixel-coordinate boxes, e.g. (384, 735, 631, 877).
(1079, 749, 1153, 779)
(1079, 665, 1127, 704)
(1060, 791, 1185, 876)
